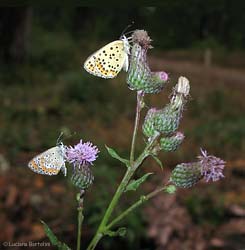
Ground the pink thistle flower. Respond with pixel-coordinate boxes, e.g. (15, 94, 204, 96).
(65, 140, 99, 167)
(198, 148, 225, 182)
(158, 71, 169, 82)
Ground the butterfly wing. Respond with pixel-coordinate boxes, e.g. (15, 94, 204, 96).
(28, 146, 66, 176)
(84, 40, 128, 79)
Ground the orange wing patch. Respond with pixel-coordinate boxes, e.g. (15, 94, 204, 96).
(29, 160, 39, 171)
(87, 61, 95, 72)
(39, 157, 59, 175)
(95, 60, 118, 78)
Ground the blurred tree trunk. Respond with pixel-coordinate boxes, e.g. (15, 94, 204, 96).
(0, 7, 32, 64)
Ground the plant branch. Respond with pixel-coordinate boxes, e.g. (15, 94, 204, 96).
(106, 185, 167, 230)
(77, 190, 85, 250)
(130, 91, 144, 164)
(86, 134, 159, 250)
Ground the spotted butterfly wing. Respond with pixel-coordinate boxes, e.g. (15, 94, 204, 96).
(28, 146, 67, 176)
(84, 37, 130, 79)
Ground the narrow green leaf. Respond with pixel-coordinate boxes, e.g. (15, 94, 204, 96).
(41, 221, 71, 250)
(105, 145, 129, 167)
(125, 173, 153, 192)
(41, 220, 58, 245)
(105, 227, 127, 237)
(151, 155, 163, 169)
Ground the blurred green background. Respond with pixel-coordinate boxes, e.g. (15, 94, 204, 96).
(0, 5, 245, 250)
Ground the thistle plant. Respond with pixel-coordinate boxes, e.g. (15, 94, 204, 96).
(83, 30, 225, 250)
(30, 29, 226, 250)
(39, 139, 99, 250)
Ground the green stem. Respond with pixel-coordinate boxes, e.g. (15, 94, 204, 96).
(130, 91, 143, 164)
(106, 186, 167, 230)
(86, 92, 157, 250)
(87, 157, 142, 250)
(86, 135, 158, 250)
(77, 191, 85, 250)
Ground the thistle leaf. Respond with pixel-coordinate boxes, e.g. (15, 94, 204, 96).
(41, 221, 71, 250)
(105, 145, 129, 167)
(125, 173, 153, 192)
(151, 155, 163, 169)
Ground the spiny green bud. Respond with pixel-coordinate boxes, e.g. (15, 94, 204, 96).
(170, 163, 202, 188)
(127, 43, 151, 90)
(145, 71, 168, 94)
(154, 104, 181, 135)
(71, 165, 94, 190)
(153, 76, 190, 134)
(142, 76, 190, 138)
(160, 132, 185, 152)
(142, 105, 181, 138)
(127, 30, 168, 94)
(142, 108, 160, 138)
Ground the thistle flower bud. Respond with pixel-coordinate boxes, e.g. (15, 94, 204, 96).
(127, 43, 151, 91)
(170, 163, 202, 188)
(127, 30, 168, 94)
(142, 77, 190, 138)
(160, 132, 185, 152)
(71, 165, 94, 190)
(170, 76, 190, 109)
(144, 71, 169, 94)
(170, 149, 226, 188)
(142, 104, 182, 138)
(154, 104, 182, 135)
(65, 140, 99, 190)
(142, 108, 161, 138)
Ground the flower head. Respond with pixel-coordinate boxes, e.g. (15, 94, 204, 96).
(65, 140, 99, 167)
(170, 149, 225, 188)
(198, 148, 225, 182)
(131, 29, 152, 49)
(127, 30, 168, 94)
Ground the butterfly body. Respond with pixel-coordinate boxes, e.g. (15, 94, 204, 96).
(28, 145, 67, 176)
(84, 35, 130, 79)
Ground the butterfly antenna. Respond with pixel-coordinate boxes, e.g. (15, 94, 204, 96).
(57, 132, 64, 145)
(123, 30, 135, 37)
(120, 21, 135, 38)
(58, 131, 78, 145)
